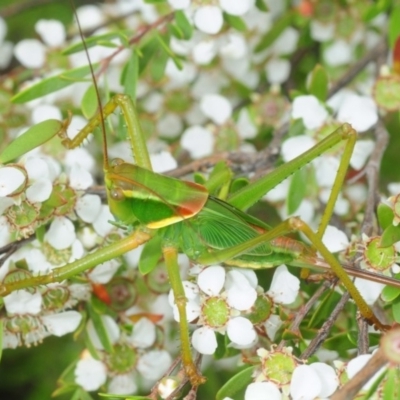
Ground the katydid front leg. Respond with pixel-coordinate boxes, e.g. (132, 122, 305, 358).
(0, 230, 152, 297)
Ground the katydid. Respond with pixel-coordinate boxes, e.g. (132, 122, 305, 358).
(0, 7, 398, 390)
(0, 90, 397, 385)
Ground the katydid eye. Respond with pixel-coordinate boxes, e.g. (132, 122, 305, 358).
(110, 158, 124, 167)
(110, 187, 125, 201)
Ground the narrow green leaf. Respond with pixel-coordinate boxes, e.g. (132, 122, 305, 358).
(144, 0, 166, 3)
(150, 45, 170, 82)
(255, 12, 292, 52)
(224, 13, 247, 32)
(122, 50, 139, 101)
(0, 319, 3, 363)
(216, 366, 255, 400)
(81, 85, 98, 119)
(175, 10, 193, 40)
(138, 35, 159, 75)
(392, 298, 400, 323)
(255, 0, 268, 12)
(363, 0, 390, 22)
(382, 368, 400, 400)
(12, 65, 98, 103)
(287, 168, 307, 215)
(307, 64, 329, 101)
(389, 7, 400, 49)
(205, 161, 233, 195)
(0, 119, 64, 164)
(71, 388, 94, 400)
(380, 224, 400, 247)
(378, 203, 394, 230)
(139, 235, 162, 275)
(62, 31, 129, 55)
(156, 32, 182, 70)
(88, 301, 114, 353)
(363, 368, 388, 400)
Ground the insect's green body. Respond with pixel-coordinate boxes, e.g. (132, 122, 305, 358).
(106, 160, 314, 271)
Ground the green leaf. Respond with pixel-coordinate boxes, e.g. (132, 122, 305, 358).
(255, 0, 268, 12)
(224, 13, 247, 32)
(156, 32, 182, 70)
(81, 85, 98, 119)
(287, 168, 307, 215)
(380, 224, 400, 247)
(122, 50, 139, 101)
(62, 31, 129, 55)
(382, 368, 400, 400)
(389, 7, 400, 49)
(382, 283, 400, 303)
(0, 319, 3, 363)
(175, 10, 193, 40)
(88, 301, 114, 353)
(205, 161, 233, 195)
(144, 0, 166, 3)
(230, 177, 249, 194)
(0, 119, 64, 164)
(139, 235, 162, 275)
(363, 0, 391, 22)
(12, 64, 98, 103)
(138, 35, 159, 75)
(378, 203, 394, 230)
(307, 64, 328, 101)
(392, 298, 400, 323)
(71, 388, 94, 400)
(255, 12, 292, 52)
(216, 366, 255, 400)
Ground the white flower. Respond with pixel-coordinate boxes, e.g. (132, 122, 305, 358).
(42, 310, 82, 336)
(128, 318, 156, 348)
(200, 94, 232, 125)
(337, 94, 378, 132)
(14, 39, 46, 69)
(281, 135, 316, 162)
(69, 164, 94, 190)
(75, 355, 107, 391)
(267, 265, 300, 304)
(88, 259, 121, 284)
(290, 364, 338, 400)
(193, 39, 217, 65)
(192, 326, 218, 355)
(324, 39, 353, 67)
(168, 280, 200, 322)
(35, 19, 66, 48)
(0, 167, 26, 197)
(136, 350, 172, 380)
(45, 217, 76, 250)
(245, 381, 282, 400)
(156, 113, 183, 139)
(4, 290, 42, 315)
(226, 316, 257, 346)
(193, 0, 253, 34)
(197, 265, 226, 296)
(75, 194, 102, 223)
(347, 353, 386, 390)
(150, 151, 178, 173)
(354, 278, 385, 305)
(31, 104, 62, 123)
(291, 95, 328, 130)
(322, 225, 349, 253)
(350, 140, 374, 170)
(108, 373, 137, 395)
(265, 58, 291, 84)
(181, 125, 214, 159)
(310, 21, 335, 42)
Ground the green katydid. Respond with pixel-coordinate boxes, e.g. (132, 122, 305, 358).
(0, 6, 398, 389)
(0, 88, 398, 385)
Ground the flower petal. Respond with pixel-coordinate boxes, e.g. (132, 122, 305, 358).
(192, 326, 218, 354)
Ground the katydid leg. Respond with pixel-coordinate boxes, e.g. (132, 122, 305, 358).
(196, 217, 389, 331)
(59, 94, 152, 170)
(163, 246, 206, 386)
(0, 229, 152, 297)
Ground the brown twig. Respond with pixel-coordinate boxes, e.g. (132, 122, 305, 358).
(277, 280, 332, 351)
(301, 292, 351, 360)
